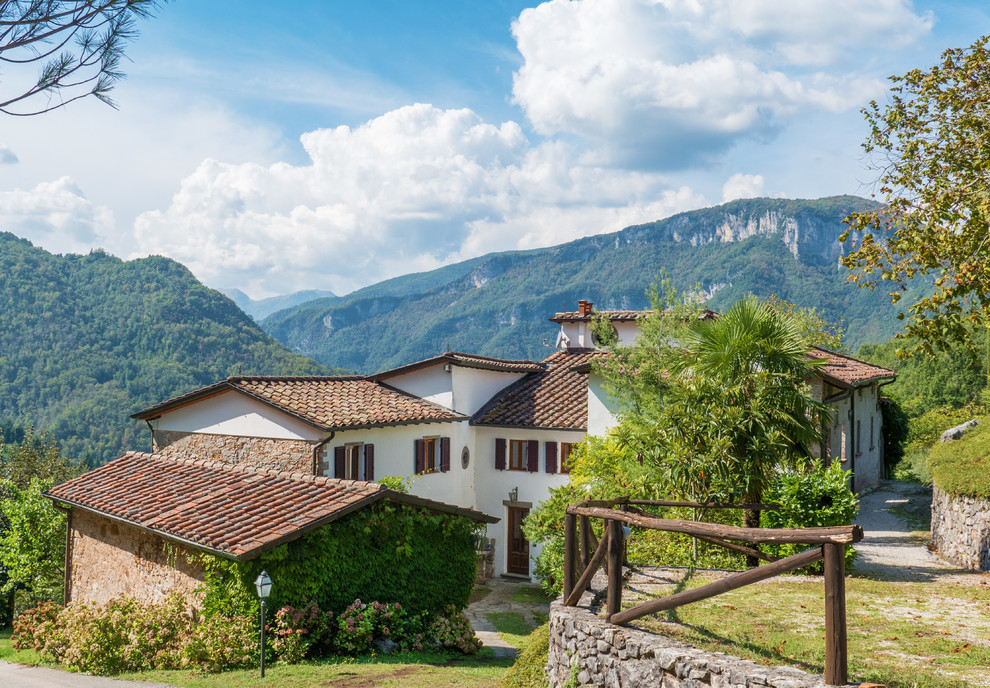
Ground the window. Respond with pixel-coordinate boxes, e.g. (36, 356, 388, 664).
(869, 416, 875, 450)
(333, 444, 374, 481)
(495, 438, 539, 472)
(509, 440, 526, 471)
(415, 437, 450, 474)
(560, 443, 574, 474)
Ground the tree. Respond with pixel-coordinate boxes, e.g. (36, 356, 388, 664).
(1, 1, 166, 116)
(0, 477, 65, 604)
(841, 36, 990, 358)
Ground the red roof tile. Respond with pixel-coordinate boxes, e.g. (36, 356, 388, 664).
(549, 309, 718, 323)
(808, 347, 895, 387)
(373, 351, 545, 380)
(472, 350, 605, 430)
(133, 376, 465, 430)
(46, 452, 494, 560)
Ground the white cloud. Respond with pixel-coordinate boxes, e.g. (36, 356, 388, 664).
(511, 0, 932, 167)
(0, 177, 115, 253)
(133, 104, 707, 297)
(721, 173, 765, 203)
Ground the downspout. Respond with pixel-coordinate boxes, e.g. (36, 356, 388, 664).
(312, 432, 335, 476)
(144, 419, 155, 452)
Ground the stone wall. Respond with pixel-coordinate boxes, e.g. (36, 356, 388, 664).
(154, 430, 318, 474)
(547, 588, 830, 688)
(475, 549, 495, 585)
(931, 485, 990, 571)
(67, 509, 205, 606)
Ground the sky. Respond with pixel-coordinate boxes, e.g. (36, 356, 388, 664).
(1, 0, 988, 299)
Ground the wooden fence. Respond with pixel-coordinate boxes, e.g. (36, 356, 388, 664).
(561, 497, 864, 686)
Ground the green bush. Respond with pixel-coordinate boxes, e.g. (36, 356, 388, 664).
(502, 621, 550, 688)
(426, 605, 482, 654)
(762, 461, 859, 572)
(272, 600, 334, 663)
(929, 415, 990, 497)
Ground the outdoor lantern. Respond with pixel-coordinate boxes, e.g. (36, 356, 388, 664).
(255, 570, 273, 599)
(255, 570, 273, 678)
(508, 486, 518, 503)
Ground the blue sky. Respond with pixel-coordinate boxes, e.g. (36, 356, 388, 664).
(0, 0, 987, 298)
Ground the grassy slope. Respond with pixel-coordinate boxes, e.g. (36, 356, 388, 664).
(929, 415, 990, 497)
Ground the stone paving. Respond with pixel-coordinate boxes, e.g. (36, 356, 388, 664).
(465, 577, 552, 659)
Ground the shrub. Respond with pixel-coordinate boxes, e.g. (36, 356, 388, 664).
(502, 621, 550, 688)
(426, 605, 481, 654)
(762, 461, 859, 572)
(272, 600, 334, 663)
(335, 599, 375, 655)
(180, 613, 256, 673)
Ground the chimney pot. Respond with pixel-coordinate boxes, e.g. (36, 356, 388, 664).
(578, 300, 593, 316)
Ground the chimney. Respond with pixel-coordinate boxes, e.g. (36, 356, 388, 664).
(577, 300, 593, 316)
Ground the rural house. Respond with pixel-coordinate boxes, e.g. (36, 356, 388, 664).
(119, 301, 894, 580)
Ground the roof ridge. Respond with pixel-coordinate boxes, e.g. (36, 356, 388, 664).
(229, 374, 366, 382)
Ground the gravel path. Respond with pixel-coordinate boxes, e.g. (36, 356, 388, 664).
(0, 661, 178, 688)
(852, 479, 989, 585)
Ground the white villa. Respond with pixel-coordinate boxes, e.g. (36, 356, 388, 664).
(128, 300, 895, 579)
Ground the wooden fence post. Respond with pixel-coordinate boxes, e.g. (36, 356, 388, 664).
(606, 518, 623, 617)
(580, 515, 592, 570)
(563, 512, 576, 603)
(823, 543, 848, 686)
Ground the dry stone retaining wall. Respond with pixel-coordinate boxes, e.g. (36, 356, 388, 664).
(931, 485, 990, 571)
(154, 430, 317, 474)
(548, 590, 830, 688)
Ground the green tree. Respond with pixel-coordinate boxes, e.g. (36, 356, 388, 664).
(841, 35, 990, 358)
(0, 477, 66, 604)
(1, 1, 167, 116)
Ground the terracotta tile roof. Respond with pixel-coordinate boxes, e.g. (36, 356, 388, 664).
(133, 376, 466, 431)
(471, 350, 605, 430)
(549, 309, 718, 323)
(46, 452, 495, 560)
(808, 347, 895, 387)
(372, 351, 545, 380)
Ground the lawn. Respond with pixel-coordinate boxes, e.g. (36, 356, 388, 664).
(625, 570, 990, 688)
(0, 629, 513, 688)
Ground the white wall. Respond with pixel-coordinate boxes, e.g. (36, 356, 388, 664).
(152, 390, 323, 441)
(452, 367, 528, 416)
(472, 426, 585, 577)
(825, 384, 883, 492)
(380, 366, 453, 409)
(557, 321, 592, 350)
(587, 372, 621, 436)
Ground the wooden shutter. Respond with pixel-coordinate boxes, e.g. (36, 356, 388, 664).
(495, 438, 506, 470)
(334, 446, 345, 479)
(527, 440, 539, 472)
(440, 437, 451, 472)
(545, 441, 558, 474)
(415, 439, 425, 474)
(364, 444, 375, 481)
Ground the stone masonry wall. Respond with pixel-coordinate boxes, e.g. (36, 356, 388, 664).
(548, 587, 831, 688)
(154, 430, 318, 474)
(931, 485, 990, 571)
(68, 509, 205, 606)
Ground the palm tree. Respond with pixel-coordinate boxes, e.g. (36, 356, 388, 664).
(675, 297, 830, 564)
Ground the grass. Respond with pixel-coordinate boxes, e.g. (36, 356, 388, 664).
(509, 586, 554, 605)
(627, 572, 990, 688)
(486, 611, 540, 650)
(0, 628, 512, 687)
(469, 585, 493, 604)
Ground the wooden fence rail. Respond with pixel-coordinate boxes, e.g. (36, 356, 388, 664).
(562, 497, 863, 686)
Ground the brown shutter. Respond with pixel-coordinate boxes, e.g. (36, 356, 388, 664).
(527, 439, 539, 472)
(440, 437, 451, 472)
(364, 444, 374, 481)
(334, 446, 345, 479)
(415, 439, 425, 474)
(545, 441, 558, 474)
(495, 438, 506, 470)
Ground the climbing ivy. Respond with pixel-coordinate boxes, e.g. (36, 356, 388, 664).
(196, 501, 478, 619)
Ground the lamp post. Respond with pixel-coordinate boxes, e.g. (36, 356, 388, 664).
(254, 570, 273, 678)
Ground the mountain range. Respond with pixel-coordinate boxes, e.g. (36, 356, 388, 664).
(260, 195, 914, 373)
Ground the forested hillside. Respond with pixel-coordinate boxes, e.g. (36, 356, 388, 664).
(263, 195, 916, 373)
(0, 233, 329, 465)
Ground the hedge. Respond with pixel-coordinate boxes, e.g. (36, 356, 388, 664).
(929, 415, 990, 498)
